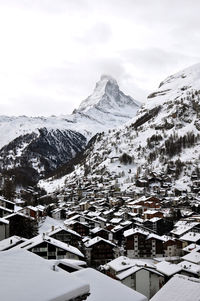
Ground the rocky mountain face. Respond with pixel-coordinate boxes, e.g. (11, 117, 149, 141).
(40, 63, 200, 196)
(0, 128, 87, 183)
(0, 76, 140, 184)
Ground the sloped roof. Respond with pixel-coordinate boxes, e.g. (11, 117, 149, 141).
(12, 234, 84, 258)
(0, 249, 89, 301)
(150, 274, 200, 301)
(74, 268, 147, 301)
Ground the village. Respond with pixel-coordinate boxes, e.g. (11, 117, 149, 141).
(0, 170, 200, 300)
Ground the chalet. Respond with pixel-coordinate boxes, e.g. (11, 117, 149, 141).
(116, 266, 164, 300)
(111, 222, 133, 245)
(5, 212, 36, 238)
(48, 227, 81, 248)
(143, 217, 165, 235)
(124, 228, 150, 258)
(13, 234, 85, 260)
(84, 236, 116, 266)
(162, 236, 182, 257)
(90, 227, 110, 240)
(105, 256, 155, 278)
(146, 234, 164, 257)
(51, 208, 66, 220)
(79, 215, 101, 229)
(67, 220, 90, 237)
(124, 228, 165, 258)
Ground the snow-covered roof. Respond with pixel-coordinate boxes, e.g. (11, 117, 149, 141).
(124, 228, 149, 238)
(0, 249, 89, 301)
(115, 266, 141, 280)
(0, 206, 13, 213)
(84, 236, 116, 248)
(27, 205, 39, 212)
(178, 261, 200, 276)
(181, 251, 200, 264)
(149, 217, 162, 222)
(48, 226, 81, 238)
(147, 233, 165, 241)
(0, 196, 15, 205)
(111, 225, 123, 232)
(90, 226, 105, 234)
(150, 274, 200, 301)
(182, 243, 200, 253)
(5, 211, 34, 220)
(39, 216, 64, 234)
(106, 256, 155, 273)
(117, 266, 163, 281)
(156, 261, 182, 276)
(180, 231, 200, 243)
(49, 258, 86, 271)
(74, 268, 147, 301)
(110, 217, 122, 224)
(0, 235, 27, 251)
(0, 217, 9, 224)
(171, 222, 199, 236)
(13, 234, 84, 258)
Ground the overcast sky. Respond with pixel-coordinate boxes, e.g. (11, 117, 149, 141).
(0, 0, 200, 116)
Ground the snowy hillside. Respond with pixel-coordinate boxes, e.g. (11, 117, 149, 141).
(0, 128, 87, 181)
(0, 76, 140, 181)
(40, 63, 200, 194)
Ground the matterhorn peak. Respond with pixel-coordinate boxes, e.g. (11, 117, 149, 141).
(76, 74, 139, 116)
(99, 74, 118, 84)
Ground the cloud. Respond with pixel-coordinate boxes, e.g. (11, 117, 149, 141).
(0, 0, 200, 116)
(0, 0, 89, 14)
(77, 22, 112, 45)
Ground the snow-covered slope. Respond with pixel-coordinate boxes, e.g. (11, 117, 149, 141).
(0, 76, 140, 180)
(40, 63, 200, 194)
(0, 128, 87, 180)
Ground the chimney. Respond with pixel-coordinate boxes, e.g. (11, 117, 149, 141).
(52, 225, 55, 232)
(10, 239, 12, 244)
(43, 233, 45, 240)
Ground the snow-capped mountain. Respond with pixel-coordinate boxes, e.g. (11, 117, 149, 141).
(40, 63, 200, 195)
(74, 75, 140, 122)
(0, 76, 140, 182)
